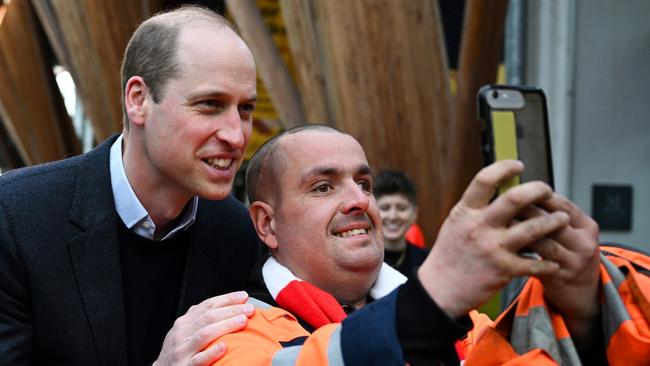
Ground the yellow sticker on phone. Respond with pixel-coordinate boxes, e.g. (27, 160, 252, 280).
(491, 110, 520, 194)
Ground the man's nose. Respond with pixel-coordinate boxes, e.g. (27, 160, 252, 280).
(340, 183, 371, 215)
(215, 107, 246, 149)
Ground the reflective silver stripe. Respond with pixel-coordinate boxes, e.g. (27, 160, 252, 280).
(602, 254, 625, 288)
(326, 326, 345, 366)
(558, 337, 581, 366)
(272, 345, 302, 366)
(270, 325, 344, 366)
(247, 297, 273, 309)
(511, 306, 581, 365)
(601, 255, 632, 347)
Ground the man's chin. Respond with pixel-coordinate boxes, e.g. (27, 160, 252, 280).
(342, 251, 383, 272)
(197, 183, 235, 201)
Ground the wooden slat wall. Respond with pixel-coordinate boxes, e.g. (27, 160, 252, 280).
(33, 0, 158, 143)
(281, 0, 452, 243)
(0, 0, 79, 166)
(227, 0, 305, 128)
(279, 0, 332, 125)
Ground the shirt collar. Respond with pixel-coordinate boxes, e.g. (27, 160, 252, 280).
(262, 256, 407, 301)
(109, 134, 198, 241)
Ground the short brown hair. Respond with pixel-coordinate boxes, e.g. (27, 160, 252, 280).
(120, 5, 235, 128)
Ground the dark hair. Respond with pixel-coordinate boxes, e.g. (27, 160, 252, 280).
(373, 169, 418, 205)
(245, 124, 342, 203)
(120, 5, 235, 128)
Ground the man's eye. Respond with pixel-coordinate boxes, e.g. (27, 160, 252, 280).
(314, 183, 333, 193)
(197, 100, 222, 110)
(357, 180, 372, 193)
(239, 103, 256, 113)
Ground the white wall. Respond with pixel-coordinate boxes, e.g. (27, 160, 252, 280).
(526, 0, 650, 250)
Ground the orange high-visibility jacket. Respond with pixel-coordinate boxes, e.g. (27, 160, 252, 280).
(212, 245, 650, 365)
(461, 244, 650, 365)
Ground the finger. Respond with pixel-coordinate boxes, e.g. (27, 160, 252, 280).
(190, 342, 227, 366)
(502, 211, 570, 252)
(186, 291, 249, 317)
(515, 203, 546, 220)
(461, 160, 524, 209)
(485, 181, 554, 226)
(504, 253, 560, 277)
(196, 303, 255, 329)
(527, 236, 570, 263)
(189, 314, 249, 355)
(537, 193, 596, 229)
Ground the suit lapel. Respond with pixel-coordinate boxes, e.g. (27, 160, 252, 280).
(67, 218, 127, 365)
(66, 136, 128, 365)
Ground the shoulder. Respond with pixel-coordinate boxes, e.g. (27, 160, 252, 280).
(213, 298, 310, 359)
(195, 196, 260, 256)
(197, 195, 254, 231)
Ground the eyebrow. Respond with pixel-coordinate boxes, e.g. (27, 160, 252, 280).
(299, 164, 374, 186)
(187, 91, 257, 102)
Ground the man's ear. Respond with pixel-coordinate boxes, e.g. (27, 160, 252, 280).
(124, 76, 149, 127)
(249, 201, 278, 250)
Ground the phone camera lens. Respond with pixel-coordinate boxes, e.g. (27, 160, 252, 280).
(491, 90, 499, 99)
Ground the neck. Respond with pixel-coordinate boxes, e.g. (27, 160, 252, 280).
(122, 133, 192, 231)
(275, 256, 379, 309)
(309, 268, 378, 308)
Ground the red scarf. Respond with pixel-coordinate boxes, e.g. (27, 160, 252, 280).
(262, 257, 406, 329)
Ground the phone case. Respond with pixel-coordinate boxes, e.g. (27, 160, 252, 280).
(477, 85, 555, 194)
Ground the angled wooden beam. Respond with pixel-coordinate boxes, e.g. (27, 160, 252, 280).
(279, 0, 333, 125)
(448, 0, 509, 207)
(226, 0, 305, 128)
(34, 0, 154, 142)
(0, 0, 79, 165)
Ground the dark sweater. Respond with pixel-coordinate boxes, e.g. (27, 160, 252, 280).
(119, 222, 189, 365)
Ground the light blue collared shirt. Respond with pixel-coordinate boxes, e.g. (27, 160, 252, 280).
(110, 134, 198, 241)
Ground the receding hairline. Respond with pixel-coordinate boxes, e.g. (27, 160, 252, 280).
(246, 125, 346, 204)
(143, 6, 233, 31)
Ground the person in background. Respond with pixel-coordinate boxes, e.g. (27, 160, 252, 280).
(374, 169, 429, 277)
(0, 6, 261, 365)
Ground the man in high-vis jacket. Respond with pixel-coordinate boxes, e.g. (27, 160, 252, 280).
(211, 124, 649, 365)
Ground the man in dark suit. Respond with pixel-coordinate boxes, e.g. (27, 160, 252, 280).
(0, 6, 260, 365)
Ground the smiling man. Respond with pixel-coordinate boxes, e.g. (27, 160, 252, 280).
(0, 6, 261, 365)
(204, 124, 616, 365)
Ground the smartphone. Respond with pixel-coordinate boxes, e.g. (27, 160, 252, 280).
(477, 85, 554, 195)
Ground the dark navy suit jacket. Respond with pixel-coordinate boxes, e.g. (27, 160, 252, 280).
(0, 135, 260, 365)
